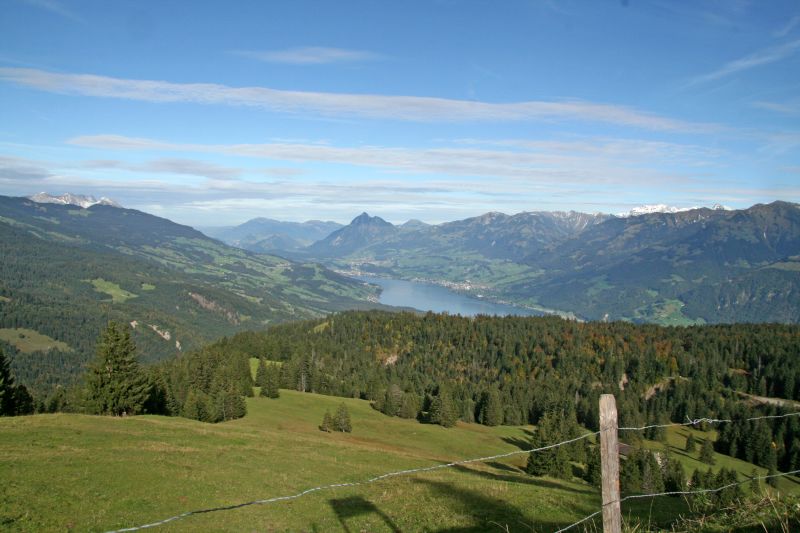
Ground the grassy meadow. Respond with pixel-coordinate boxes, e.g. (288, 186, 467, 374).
(0, 328, 72, 353)
(1, 389, 797, 532)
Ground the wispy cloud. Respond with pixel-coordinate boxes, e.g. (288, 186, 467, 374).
(688, 39, 800, 86)
(82, 158, 242, 180)
(774, 15, 800, 38)
(232, 47, 382, 65)
(0, 68, 719, 132)
(67, 134, 718, 185)
(753, 100, 800, 115)
(20, 0, 83, 23)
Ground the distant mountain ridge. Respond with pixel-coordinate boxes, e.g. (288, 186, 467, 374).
(29, 192, 121, 209)
(203, 217, 342, 253)
(288, 202, 800, 324)
(617, 203, 731, 218)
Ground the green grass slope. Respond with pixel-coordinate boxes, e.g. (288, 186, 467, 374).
(0, 390, 722, 533)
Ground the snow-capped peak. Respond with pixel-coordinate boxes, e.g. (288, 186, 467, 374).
(28, 192, 121, 209)
(617, 203, 731, 218)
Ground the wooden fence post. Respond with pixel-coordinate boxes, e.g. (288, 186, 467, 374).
(600, 394, 622, 533)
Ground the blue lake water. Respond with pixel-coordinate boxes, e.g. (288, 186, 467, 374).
(355, 276, 542, 317)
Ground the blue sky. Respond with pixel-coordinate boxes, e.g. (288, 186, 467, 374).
(1, 0, 798, 225)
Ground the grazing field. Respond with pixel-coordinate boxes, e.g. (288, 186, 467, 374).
(0, 328, 72, 353)
(0, 390, 796, 532)
(88, 278, 138, 303)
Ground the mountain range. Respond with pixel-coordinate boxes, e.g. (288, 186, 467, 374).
(221, 202, 799, 325)
(201, 218, 343, 253)
(3, 193, 798, 393)
(0, 195, 382, 392)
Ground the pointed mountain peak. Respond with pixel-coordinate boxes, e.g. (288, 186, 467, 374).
(350, 212, 392, 227)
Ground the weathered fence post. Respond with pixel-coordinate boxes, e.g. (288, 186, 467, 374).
(600, 394, 622, 533)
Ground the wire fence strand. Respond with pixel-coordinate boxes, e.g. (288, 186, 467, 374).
(106, 410, 800, 533)
(553, 467, 800, 533)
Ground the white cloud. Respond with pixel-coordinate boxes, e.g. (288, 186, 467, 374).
(0, 68, 718, 132)
(232, 47, 381, 65)
(688, 39, 800, 86)
(753, 100, 800, 115)
(82, 158, 242, 180)
(774, 15, 800, 38)
(68, 134, 714, 185)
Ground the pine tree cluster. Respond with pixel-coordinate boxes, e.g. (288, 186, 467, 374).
(0, 348, 34, 416)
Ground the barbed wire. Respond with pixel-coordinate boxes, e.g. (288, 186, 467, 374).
(553, 467, 800, 533)
(106, 410, 800, 533)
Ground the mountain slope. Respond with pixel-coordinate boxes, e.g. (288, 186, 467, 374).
(307, 212, 398, 257)
(0, 195, 381, 391)
(295, 202, 800, 324)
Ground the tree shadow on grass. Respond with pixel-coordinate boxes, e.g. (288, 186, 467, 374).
(451, 463, 592, 495)
(501, 436, 532, 451)
(329, 495, 401, 533)
(414, 477, 599, 533)
(485, 460, 524, 474)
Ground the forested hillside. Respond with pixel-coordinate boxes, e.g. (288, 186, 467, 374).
(219, 311, 800, 471)
(0, 195, 381, 395)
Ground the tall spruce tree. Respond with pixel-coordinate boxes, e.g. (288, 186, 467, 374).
(700, 438, 716, 465)
(685, 433, 696, 453)
(333, 402, 352, 432)
(255, 358, 268, 389)
(429, 387, 458, 428)
(479, 388, 503, 426)
(526, 410, 570, 479)
(85, 321, 150, 416)
(320, 409, 333, 432)
(0, 348, 17, 416)
(264, 363, 280, 399)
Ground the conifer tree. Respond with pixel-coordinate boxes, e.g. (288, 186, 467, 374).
(183, 388, 209, 421)
(767, 464, 779, 488)
(212, 385, 247, 422)
(85, 322, 150, 416)
(584, 443, 601, 486)
(399, 393, 420, 419)
(526, 410, 569, 479)
(255, 358, 268, 388)
(479, 388, 503, 426)
(700, 438, 716, 465)
(381, 384, 403, 417)
(264, 363, 280, 398)
(320, 409, 333, 432)
(333, 402, 352, 432)
(685, 433, 696, 453)
(0, 348, 17, 416)
(429, 387, 457, 428)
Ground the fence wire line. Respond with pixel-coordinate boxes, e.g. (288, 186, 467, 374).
(619, 410, 800, 432)
(106, 431, 599, 532)
(106, 410, 800, 533)
(553, 467, 800, 533)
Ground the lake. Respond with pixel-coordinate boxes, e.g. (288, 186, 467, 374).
(355, 276, 543, 317)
